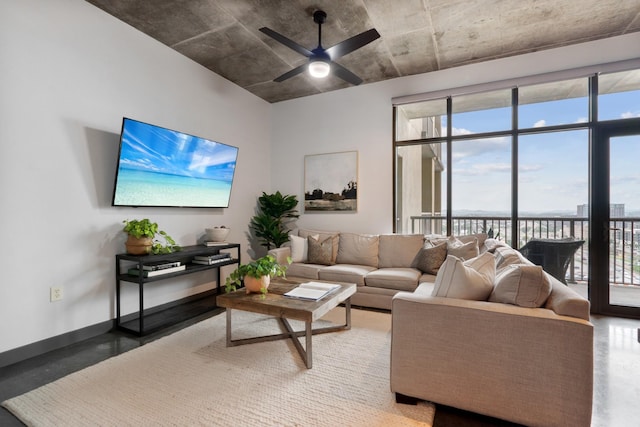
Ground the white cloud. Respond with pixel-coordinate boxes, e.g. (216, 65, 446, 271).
(451, 136, 510, 160)
(455, 162, 511, 176)
(575, 117, 588, 123)
(533, 119, 546, 128)
(621, 111, 640, 119)
(519, 164, 543, 173)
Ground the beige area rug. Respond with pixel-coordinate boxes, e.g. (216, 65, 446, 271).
(3, 308, 434, 426)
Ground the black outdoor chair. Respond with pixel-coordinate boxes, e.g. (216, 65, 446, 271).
(518, 238, 585, 285)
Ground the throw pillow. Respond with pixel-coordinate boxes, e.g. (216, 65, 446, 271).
(447, 238, 479, 260)
(482, 238, 501, 253)
(307, 235, 336, 265)
(298, 229, 340, 263)
(458, 233, 488, 248)
(431, 252, 496, 300)
(289, 234, 318, 263)
(411, 243, 448, 274)
(489, 264, 552, 308)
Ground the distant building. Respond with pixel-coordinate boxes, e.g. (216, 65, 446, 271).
(576, 204, 625, 217)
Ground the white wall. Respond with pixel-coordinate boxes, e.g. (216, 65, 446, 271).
(0, 0, 271, 354)
(271, 32, 640, 235)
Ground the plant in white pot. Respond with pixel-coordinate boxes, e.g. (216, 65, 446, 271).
(225, 255, 290, 296)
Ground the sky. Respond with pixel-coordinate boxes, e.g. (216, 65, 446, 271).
(437, 90, 640, 215)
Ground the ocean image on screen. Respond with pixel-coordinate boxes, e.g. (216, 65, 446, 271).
(113, 119, 239, 207)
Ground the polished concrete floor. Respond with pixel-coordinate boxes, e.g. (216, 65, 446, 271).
(1, 311, 639, 426)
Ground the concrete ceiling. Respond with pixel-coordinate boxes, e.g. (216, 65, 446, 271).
(85, 0, 640, 103)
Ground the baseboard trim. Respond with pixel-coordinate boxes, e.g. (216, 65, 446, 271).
(0, 289, 220, 369)
(0, 320, 113, 369)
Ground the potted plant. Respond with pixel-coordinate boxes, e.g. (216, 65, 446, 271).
(250, 191, 299, 250)
(122, 219, 180, 255)
(225, 254, 290, 295)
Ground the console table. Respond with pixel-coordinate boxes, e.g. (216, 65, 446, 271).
(115, 243, 240, 336)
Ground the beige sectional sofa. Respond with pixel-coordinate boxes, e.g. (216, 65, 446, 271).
(268, 229, 443, 310)
(269, 229, 494, 310)
(271, 229, 593, 426)
(391, 243, 594, 427)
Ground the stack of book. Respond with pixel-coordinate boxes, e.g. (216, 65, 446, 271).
(192, 253, 232, 265)
(284, 282, 341, 301)
(127, 260, 186, 277)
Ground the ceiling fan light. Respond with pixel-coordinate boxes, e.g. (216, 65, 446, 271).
(309, 60, 330, 78)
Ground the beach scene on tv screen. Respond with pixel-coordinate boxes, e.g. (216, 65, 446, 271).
(113, 119, 238, 207)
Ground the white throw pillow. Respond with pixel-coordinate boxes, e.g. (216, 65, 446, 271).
(489, 264, 552, 308)
(289, 234, 318, 263)
(289, 234, 306, 263)
(431, 252, 496, 300)
(447, 239, 479, 260)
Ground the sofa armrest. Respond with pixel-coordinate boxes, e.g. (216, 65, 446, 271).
(391, 293, 593, 427)
(267, 247, 291, 266)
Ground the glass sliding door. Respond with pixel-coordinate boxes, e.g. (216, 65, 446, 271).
(609, 134, 640, 307)
(592, 122, 640, 316)
(591, 69, 640, 316)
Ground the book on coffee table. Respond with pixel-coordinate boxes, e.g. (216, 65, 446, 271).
(284, 282, 341, 301)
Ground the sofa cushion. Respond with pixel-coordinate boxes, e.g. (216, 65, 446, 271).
(447, 238, 479, 260)
(411, 242, 447, 274)
(431, 253, 496, 300)
(378, 234, 425, 268)
(418, 272, 438, 284)
(336, 233, 379, 268)
(489, 264, 552, 308)
(413, 282, 435, 295)
(365, 268, 422, 292)
(298, 229, 340, 263)
(285, 262, 324, 280)
(318, 264, 376, 285)
(307, 235, 337, 265)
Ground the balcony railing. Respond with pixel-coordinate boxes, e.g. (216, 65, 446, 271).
(410, 214, 640, 285)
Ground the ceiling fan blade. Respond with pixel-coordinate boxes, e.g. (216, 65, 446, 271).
(325, 28, 380, 60)
(330, 61, 363, 86)
(273, 63, 307, 82)
(259, 27, 313, 58)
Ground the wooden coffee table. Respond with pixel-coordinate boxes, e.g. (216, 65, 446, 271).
(216, 278, 356, 368)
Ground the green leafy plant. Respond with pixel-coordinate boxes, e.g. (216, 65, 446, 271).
(224, 254, 291, 294)
(250, 191, 299, 250)
(122, 219, 180, 254)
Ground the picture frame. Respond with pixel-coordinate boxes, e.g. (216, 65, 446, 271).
(304, 151, 358, 212)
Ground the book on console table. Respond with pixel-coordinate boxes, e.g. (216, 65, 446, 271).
(284, 282, 341, 301)
(128, 265, 186, 277)
(141, 260, 182, 271)
(193, 253, 231, 262)
(203, 241, 229, 246)
(191, 258, 232, 266)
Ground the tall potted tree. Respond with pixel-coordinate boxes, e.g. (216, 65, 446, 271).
(250, 191, 299, 250)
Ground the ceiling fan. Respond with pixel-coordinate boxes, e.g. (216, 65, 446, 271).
(259, 10, 380, 85)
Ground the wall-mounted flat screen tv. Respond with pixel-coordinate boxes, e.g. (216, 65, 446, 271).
(112, 118, 239, 208)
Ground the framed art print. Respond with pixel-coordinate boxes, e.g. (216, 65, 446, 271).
(304, 151, 358, 212)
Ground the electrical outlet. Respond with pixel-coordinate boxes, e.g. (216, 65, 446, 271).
(50, 287, 63, 302)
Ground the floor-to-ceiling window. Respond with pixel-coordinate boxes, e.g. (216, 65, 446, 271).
(393, 64, 640, 317)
